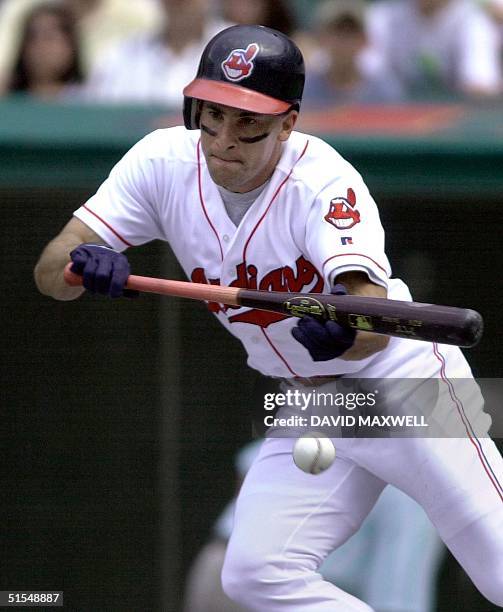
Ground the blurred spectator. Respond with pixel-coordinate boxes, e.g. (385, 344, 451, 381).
(0, 0, 42, 91)
(183, 439, 445, 612)
(220, 0, 296, 35)
(0, 0, 161, 90)
(84, 0, 229, 106)
(302, 0, 404, 106)
(63, 0, 161, 75)
(486, 0, 503, 25)
(481, 0, 503, 57)
(366, 0, 502, 98)
(5, 2, 83, 100)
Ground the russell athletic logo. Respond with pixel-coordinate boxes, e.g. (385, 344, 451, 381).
(221, 43, 259, 82)
(324, 188, 361, 230)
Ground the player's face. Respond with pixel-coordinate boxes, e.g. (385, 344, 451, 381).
(199, 102, 297, 193)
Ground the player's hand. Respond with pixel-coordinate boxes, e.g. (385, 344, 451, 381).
(291, 284, 356, 361)
(69, 243, 139, 298)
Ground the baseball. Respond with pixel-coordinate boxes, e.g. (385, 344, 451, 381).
(293, 432, 336, 475)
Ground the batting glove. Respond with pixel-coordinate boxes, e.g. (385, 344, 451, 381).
(291, 284, 356, 361)
(69, 243, 139, 298)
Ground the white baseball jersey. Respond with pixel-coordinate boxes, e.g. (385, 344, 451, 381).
(74, 125, 415, 378)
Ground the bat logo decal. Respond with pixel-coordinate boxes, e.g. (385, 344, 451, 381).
(221, 43, 260, 82)
(324, 188, 361, 230)
(348, 314, 374, 331)
(284, 296, 326, 318)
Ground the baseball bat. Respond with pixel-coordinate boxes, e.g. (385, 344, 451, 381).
(63, 264, 483, 347)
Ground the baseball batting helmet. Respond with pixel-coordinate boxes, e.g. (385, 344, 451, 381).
(183, 25, 305, 129)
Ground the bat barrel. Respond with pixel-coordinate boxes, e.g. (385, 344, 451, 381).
(238, 290, 484, 348)
(453, 308, 484, 348)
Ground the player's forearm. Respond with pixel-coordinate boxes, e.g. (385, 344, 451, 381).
(336, 272, 390, 361)
(34, 234, 86, 301)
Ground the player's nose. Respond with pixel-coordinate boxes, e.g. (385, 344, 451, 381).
(212, 120, 238, 151)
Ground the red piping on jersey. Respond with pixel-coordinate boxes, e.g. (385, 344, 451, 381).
(322, 253, 387, 276)
(242, 140, 309, 374)
(261, 328, 299, 377)
(82, 204, 133, 247)
(242, 140, 310, 262)
(433, 343, 503, 502)
(197, 140, 224, 262)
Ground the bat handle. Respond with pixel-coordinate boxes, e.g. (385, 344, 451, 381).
(63, 262, 84, 286)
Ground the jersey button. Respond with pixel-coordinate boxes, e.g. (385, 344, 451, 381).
(223, 234, 230, 242)
(251, 336, 260, 344)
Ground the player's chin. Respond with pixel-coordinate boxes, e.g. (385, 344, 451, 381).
(208, 163, 246, 190)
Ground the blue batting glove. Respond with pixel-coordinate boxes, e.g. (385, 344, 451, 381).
(69, 243, 139, 298)
(291, 284, 356, 361)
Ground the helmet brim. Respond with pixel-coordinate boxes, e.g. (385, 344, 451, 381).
(183, 78, 292, 115)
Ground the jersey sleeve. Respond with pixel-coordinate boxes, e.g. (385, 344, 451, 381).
(304, 169, 391, 289)
(73, 134, 165, 251)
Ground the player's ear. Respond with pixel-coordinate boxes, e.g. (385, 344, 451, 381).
(278, 110, 298, 142)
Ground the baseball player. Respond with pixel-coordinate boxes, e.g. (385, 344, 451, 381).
(34, 25, 503, 611)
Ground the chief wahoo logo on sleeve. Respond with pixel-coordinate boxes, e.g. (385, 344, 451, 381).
(222, 43, 260, 81)
(324, 188, 361, 230)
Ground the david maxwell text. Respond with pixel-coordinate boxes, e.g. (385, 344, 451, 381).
(264, 415, 429, 428)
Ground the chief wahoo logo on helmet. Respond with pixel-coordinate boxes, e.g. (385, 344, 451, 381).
(182, 25, 305, 127)
(324, 188, 361, 230)
(221, 43, 260, 82)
